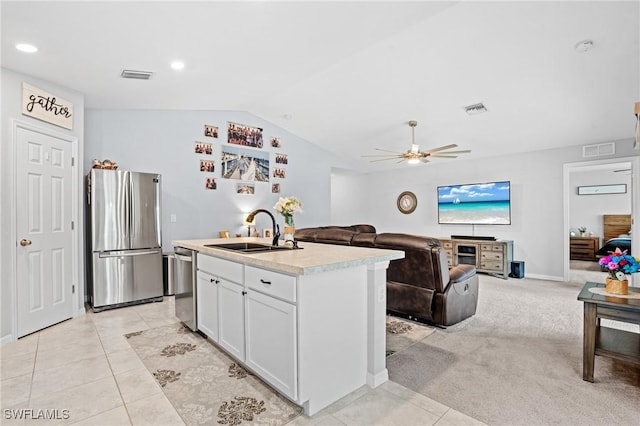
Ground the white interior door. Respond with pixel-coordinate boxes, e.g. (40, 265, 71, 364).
(16, 127, 73, 337)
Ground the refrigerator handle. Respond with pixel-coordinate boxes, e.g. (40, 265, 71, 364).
(126, 171, 133, 248)
(99, 249, 161, 258)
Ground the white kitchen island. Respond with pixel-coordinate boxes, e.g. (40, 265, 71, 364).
(172, 237, 404, 416)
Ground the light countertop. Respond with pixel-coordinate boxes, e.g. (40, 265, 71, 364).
(172, 237, 404, 276)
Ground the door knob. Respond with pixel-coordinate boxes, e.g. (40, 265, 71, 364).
(20, 239, 32, 246)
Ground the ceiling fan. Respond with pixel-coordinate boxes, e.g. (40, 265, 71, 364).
(363, 120, 471, 164)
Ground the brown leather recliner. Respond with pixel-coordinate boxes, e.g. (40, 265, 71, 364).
(295, 225, 479, 326)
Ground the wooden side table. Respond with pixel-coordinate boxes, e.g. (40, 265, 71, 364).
(577, 282, 640, 382)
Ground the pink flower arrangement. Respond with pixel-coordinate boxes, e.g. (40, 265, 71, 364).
(598, 247, 640, 280)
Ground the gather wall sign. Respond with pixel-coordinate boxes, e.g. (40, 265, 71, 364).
(21, 82, 74, 130)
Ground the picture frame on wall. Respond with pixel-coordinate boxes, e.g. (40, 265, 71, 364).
(200, 159, 214, 172)
(221, 145, 269, 182)
(204, 124, 219, 138)
(205, 178, 217, 190)
(237, 183, 255, 194)
(275, 153, 288, 164)
(195, 141, 212, 155)
(227, 121, 263, 148)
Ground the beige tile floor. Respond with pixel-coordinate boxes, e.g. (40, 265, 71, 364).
(0, 298, 485, 426)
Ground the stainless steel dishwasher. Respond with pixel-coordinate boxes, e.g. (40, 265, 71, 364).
(174, 247, 197, 331)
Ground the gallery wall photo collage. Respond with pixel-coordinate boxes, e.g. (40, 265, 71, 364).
(193, 121, 289, 195)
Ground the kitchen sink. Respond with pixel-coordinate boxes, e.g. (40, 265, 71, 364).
(204, 242, 295, 253)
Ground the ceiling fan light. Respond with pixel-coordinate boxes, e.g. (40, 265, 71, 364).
(410, 144, 420, 154)
(407, 158, 420, 165)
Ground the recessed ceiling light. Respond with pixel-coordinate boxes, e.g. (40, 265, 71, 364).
(574, 39, 594, 53)
(170, 61, 185, 70)
(16, 43, 38, 53)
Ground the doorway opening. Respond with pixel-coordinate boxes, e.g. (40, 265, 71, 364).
(563, 156, 639, 284)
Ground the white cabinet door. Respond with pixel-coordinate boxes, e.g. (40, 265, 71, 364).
(245, 290, 297, 400)
(218, 279, 245, 361)
(196, 270, 219, 341)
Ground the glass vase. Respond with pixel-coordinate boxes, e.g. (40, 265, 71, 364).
(283, 215, 295, 241)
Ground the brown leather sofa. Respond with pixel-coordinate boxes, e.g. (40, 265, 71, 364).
(295, 225, 479, 326)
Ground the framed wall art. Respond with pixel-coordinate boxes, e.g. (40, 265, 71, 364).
(227, 121, 263, 148)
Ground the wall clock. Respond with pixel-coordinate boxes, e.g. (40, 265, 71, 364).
(397, 191, 417, 214)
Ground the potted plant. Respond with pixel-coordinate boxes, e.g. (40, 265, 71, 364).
(578, 226, 587, 237)
(274, 196, 303, 241)
(598, 248, 640, 294)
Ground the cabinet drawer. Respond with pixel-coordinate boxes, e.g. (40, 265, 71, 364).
(442, 241, 453, 249)
(481, 252, 503, 261)
(444, 249, 453, 258)
(480, 244, 494, 251)
(480, 260, 502, 271)
(491, 245, 504, 252)
(571, 240, 595, 248)
(197, 254, 243, 283)
(246, 266, 296, 303)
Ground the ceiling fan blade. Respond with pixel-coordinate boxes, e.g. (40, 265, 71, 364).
(430, 154, 458, 158)
(362, 154, 403, 158)
(420, 158, 430, 163)
(374, 148, 405, 154)
(422, 144, 458, 154)
(439, 149, 471, 154)
(368, 157, 399, 163)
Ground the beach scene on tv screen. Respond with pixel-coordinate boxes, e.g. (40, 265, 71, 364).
(438, 181, 511, 224)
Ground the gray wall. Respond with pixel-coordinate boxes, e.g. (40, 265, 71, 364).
(84, 110, 352, 251)
(331, 141, 638, 280)
(1, 68, 85, 341)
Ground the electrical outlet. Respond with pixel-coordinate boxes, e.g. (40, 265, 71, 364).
(170, 214, 177, 223)
(377, 286, 385, 302)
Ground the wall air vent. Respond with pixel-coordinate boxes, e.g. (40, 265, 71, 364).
(582, 142, 615, 158)
(463, 103, 488, 115)
(120, 69, 153, 80)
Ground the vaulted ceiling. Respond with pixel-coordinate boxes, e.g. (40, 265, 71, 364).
(2, 1, 638, 170)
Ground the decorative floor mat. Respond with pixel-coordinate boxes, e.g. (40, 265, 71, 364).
(125, 324, 301, 425)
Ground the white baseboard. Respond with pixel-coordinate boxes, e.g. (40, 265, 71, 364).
(0, 334, 15, 345)
(526, 273, 564, 282)
(366, 369, 389, 388)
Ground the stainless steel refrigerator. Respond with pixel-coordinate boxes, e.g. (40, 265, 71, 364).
(87, 169, 163, 311)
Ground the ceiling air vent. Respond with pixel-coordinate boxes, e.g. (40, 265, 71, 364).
(120, 69, 153, 80)
(463, 103, 488, 115)
(583, 142, 615, 158)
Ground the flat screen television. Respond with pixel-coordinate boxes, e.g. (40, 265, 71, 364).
(437, 181, 511, 225)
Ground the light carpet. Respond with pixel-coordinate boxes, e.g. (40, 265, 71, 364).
(387, 275, 640, 426)
(125, 324, 301, 425)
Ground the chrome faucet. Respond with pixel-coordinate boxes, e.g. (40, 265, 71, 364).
(246, 209, 280, 246)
